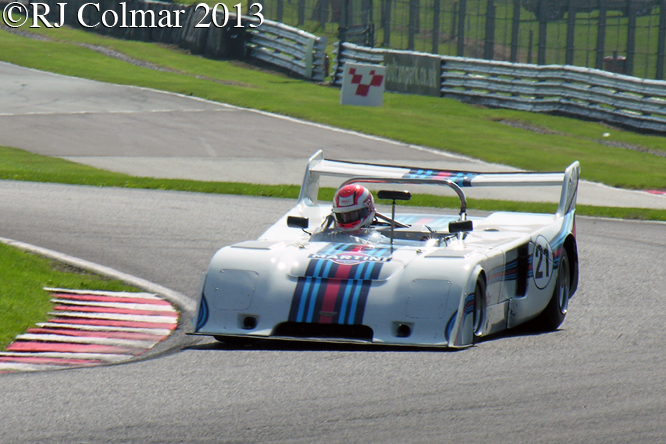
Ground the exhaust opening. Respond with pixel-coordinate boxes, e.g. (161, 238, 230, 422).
(396, 324, 412, 338)
(242, 316, 257, 330)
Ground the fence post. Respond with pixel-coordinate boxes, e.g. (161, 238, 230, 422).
(362, 0, 370, 25)
(626, 6, 636, 76)
(298, 0, 306, 25)
(342, 0, 351, 28)
(595, 3, 607, 70)
(452, 2, 458, 41)
(538, 1, 547, 65)
(483, 0, 496, 60)
(528, 29, 533, 64)
(457, 0, 466, 56)
(658, 0, 666, 79)
(383, 0, 392, 46)
(433, 0, 441, 54)
(314, 0, 329, 29)
(408, 0, 419, 50)
(510, 0, 520, 62)
(565, 0, 576, 65)
(277, 0, 284, 23)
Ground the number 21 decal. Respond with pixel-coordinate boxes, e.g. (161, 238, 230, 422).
(532, 235, 553, 290)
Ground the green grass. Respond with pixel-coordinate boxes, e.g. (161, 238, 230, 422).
(0, 145, 303, 198)
(0, 242, 140, 351)
(1, 25, 666, 191)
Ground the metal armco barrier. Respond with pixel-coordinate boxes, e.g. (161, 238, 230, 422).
(334, 42, 666, 133)
(248, 19, 326, 82)
(39, 0, 325, 82)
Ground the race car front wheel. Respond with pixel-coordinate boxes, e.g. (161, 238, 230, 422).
(473, 277, 486, 340)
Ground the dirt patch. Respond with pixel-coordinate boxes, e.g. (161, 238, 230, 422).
(594, 139, 666, 158)
(494, 118, 566, 135)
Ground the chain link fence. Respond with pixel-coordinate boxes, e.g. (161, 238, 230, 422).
(253, 0, 666, 80)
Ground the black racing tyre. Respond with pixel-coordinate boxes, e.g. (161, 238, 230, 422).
(473, 277, 486, 340)
(537, 249, 571, 331)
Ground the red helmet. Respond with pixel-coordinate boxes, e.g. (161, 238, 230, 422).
(332, 184, 375, 232)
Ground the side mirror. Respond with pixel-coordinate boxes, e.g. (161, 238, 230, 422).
(449, 220, 473, 234)
(378, 190, 412, 201)
(287, 216, 309, 229)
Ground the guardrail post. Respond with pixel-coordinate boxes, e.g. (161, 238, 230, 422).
(538, 1, 547, 65)
(457, 0, 466, 56)
(483, 0, 496, 60)
(304, 37, 315, 79)
(626, 6, 636, 76)
(433, 0, 441, 54)
(565, 0, 576, 65)
(658, 0, 666, 79)
(510, 0, 520, 62)
(595, 3, 607, 70)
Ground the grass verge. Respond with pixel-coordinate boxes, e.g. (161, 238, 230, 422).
(0, 242, 140, 351)
(3, 145, 666, 221)
(1, 25, 666, 191)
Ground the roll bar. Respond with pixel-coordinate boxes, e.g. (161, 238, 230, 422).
(340, 176, 469, 221)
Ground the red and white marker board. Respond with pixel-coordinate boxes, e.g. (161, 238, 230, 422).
(340, 63, 385, 107)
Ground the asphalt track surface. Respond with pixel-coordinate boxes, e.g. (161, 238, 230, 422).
(0, 63, 665, 443)
(1, 181, 666, 443)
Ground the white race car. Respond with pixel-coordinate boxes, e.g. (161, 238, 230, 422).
(192, 151, 580, 348)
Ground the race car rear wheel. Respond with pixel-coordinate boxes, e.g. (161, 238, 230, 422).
(473, 277, 486, 339)
(537, 249, 570, 331)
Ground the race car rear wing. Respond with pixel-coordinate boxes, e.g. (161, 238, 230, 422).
(298, 150, 580, 217)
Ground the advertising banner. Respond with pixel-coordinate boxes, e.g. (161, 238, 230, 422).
(384, 53, 441, 97)
(340, 63, 385, 106)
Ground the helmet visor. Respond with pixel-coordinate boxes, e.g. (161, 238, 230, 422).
(335, 207, 370, 225)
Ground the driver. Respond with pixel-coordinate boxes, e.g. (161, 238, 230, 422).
(332, 184, 376, 234)
(310, 184, 389, 244)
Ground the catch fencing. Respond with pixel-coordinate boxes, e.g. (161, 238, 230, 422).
(334, 41, 666, 132)
(255, 0, 666, 81)
(38, 0, 327, 82)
